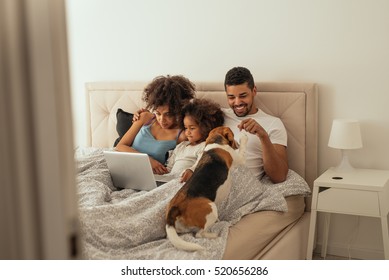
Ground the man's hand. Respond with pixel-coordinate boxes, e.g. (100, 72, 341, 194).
(238, 118, 288, 183)
(238, 118, 267, 139)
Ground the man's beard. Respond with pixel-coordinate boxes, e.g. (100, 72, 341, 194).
(233, 103, 252, 117)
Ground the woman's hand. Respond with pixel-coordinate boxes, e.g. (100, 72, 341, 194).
(150, 157, 168, 175)
(180, 169, 193, 183)
(133, 108, 151, 122)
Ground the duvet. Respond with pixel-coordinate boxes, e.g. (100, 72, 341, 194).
(75, 147, 310, 259)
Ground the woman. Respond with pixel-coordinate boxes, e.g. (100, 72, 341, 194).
(115, 75, 195, 175)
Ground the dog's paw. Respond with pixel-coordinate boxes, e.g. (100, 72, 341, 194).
(239, 132, 248, 145)
(196, 230, 218, 239)
(236, 132, 248, 164)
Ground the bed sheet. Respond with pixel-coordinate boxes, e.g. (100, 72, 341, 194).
(75, 147, 310, 259)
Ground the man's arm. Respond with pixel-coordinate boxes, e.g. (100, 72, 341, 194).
(260, 139, 288, 183)
(238, 118, 288, 183)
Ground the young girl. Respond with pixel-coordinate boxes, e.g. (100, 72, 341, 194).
(115, 75, 196, 175)
(165, 98, 224, 182)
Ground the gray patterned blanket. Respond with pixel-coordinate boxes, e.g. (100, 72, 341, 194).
(75, 147, 310, 259)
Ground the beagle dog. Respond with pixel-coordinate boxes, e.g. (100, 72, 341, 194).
(165, 126, 248, 251)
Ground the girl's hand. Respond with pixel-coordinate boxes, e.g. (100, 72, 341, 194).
(180, 169, 193, 183)
(150, 157, 168, 175)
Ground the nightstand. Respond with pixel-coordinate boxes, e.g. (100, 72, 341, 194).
(306, 168, 389, 259)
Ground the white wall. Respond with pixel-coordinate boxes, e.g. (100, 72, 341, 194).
(66, 0, 389, 258)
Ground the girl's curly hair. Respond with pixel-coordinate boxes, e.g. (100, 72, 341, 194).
(180, 98, 225, 142)
(142, 75, 196, 116)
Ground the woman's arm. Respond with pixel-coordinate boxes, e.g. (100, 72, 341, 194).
(132, 108, 149, 122)
(115, 112, 168, 175)
(115, 120, 144, 153)
(115, 111, 154, 152)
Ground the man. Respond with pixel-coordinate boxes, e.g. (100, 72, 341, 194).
(222, 66, 304, 260)
(222, 66, 288, 183)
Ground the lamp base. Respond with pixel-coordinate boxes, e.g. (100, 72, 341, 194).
(334, 150, 356, 173)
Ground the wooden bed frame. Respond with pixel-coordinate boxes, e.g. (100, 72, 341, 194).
(84, 81, 318, 259)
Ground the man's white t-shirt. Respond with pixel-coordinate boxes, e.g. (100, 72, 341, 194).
(223, 108, 287, 179)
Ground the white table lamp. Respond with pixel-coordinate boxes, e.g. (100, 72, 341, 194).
(328, 119, 362, 172)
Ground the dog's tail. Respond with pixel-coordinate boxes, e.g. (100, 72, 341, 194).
(166, 225, 204, 251)
(166, 206, 204, 251)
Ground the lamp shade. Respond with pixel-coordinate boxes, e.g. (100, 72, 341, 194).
(328, 119, 363, 149)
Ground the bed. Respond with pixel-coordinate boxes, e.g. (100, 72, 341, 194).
(77, 81, 318, 260)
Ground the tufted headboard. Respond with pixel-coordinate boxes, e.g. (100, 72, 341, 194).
(85, 81, 318, 188)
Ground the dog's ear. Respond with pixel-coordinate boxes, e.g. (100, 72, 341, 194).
(224, 127, 238, 149)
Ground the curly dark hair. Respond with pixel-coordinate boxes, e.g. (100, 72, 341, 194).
(142, 75, 196, 116)
(180, 98, 225, 142)
(224, 66, 255, 90)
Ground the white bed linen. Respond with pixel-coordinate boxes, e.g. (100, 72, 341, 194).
(76, 147, 310, 259)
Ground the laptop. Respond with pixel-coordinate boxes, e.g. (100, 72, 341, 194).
(103, 151, 176, 191)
